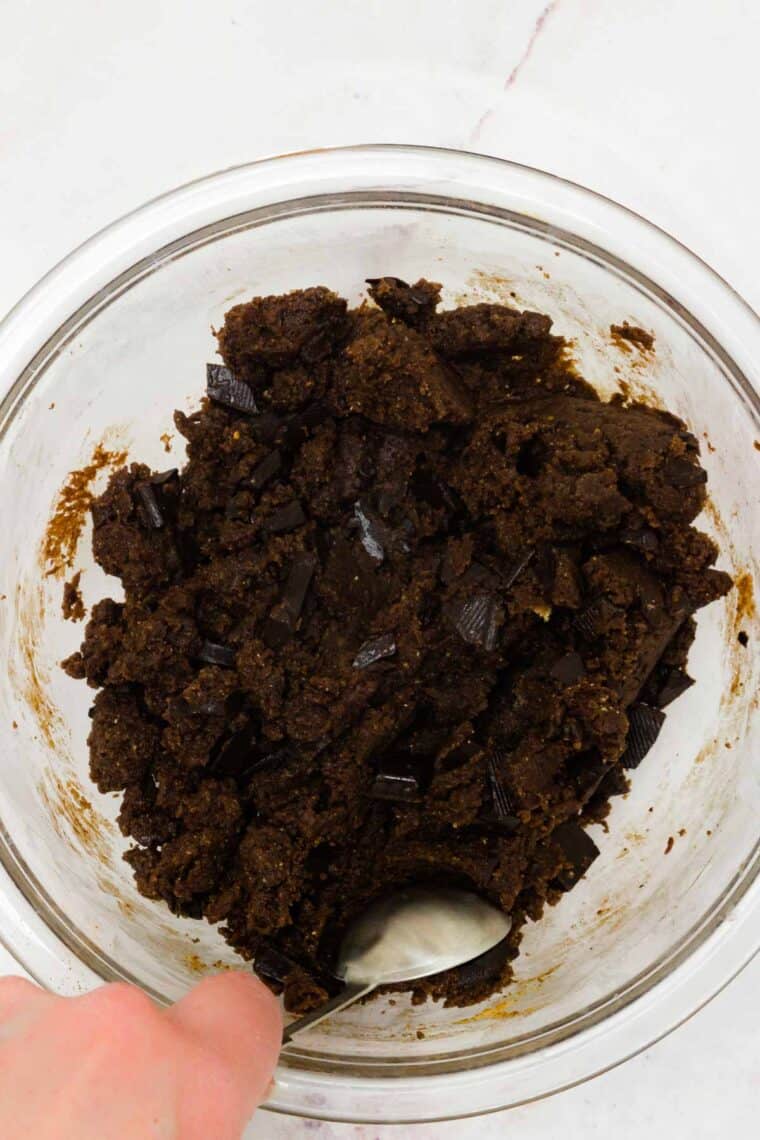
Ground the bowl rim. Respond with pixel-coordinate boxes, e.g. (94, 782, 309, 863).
(0, 144, 758, 1123)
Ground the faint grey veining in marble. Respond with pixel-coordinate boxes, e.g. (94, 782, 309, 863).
(470, 0, 560, 144)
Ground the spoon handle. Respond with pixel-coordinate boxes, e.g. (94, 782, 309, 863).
(281, 981, 375, 1044)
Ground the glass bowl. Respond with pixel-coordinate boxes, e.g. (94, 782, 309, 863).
(0, 146, 757, 1125)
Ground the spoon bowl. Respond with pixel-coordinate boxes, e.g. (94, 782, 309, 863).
(282, 887, 511, 1044)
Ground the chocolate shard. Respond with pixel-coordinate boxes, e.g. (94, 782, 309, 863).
(197, 640, 236, 668)
(486, 753, 520, 833)
(411, 469, 464, 517)
(551, 821, 600, 891)
(620, 527, 659, 553)
(264, 553, 318, 647)
(592, 763, 629, 801)
(353, 632, 397, 669)
(451, 592, 502, 651)
(663, 457, 708, 488)
(136, 482, 165, 529)
(569, 752, 613, 802)
(621, 702, 666, 769)
(353, 499, 386, 563)
(271, 554, 317, 630)
(655, 667, 694, 709)
(549, 652, 585, 685)
(244, 745, 295, 778)
(502, 548, 535, 590)
(280, 553, 318, 621)
(206, 363, 259, 414)
(573, 598, 620, 640)
(211, 723, 293, 783)
(254, 942, 296, 986)
(365, 276, 409, 289)
(266, 500, 306, 534)
(151, 468, 180, 486)
(368, 757, 424, 803)
(677, 430, 699, 452)
(209, 721, 257, 778)
(250, 450, 282, 491)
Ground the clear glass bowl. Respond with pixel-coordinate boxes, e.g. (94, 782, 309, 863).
(0, 146, 757, 1125)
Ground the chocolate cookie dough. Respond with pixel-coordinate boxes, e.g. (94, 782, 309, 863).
(63, 278, 731, 1013)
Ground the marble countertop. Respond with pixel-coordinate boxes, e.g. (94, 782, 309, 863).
(1, 0, 757, 1135)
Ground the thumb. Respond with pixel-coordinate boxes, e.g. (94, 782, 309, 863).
(167, 972, 282, 1124)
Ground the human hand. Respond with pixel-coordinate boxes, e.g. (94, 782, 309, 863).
(0, 971, 281, 1139)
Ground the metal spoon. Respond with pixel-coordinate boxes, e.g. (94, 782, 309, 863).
(281, 886, 511, 1044)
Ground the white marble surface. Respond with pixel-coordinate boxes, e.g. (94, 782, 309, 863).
(1, 0, 758, 1135)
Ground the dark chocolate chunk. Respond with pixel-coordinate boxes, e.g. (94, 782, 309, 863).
(244, 745, 294, 778)
(436, 480, 465, 518)
(209, 721, 257, 778)
(136, 482, 165, 529)
(254, 942, 295, 986)
(263, 553, 318, 647)
(551, 821, 600, 891)
(621, 702, 666, 769)
(411, 469, 465, 518)
(576, 606, 601, 642)
(365, 276, 409, 289)
(266, 500, 306, 534)
(637, 577, 664, 621)
(206, 363, 259, 413)
(664, 458, 708, 488)
(368, 757, 424, 802)
(573, 599, 620, 640)
(212, 726, 292, 783)
(280, 553, 317, 622)
(250, 450, 282, 491)
(353, 632, 397, 669)
(176, 898, 204, 920)
(569, 752, 613, 802)
(502, 548, 535, 590)
(197, 640, 236, 668)
(620, 527, 659, 553)
(274, 551, 316, 624)
(655, 667, 694, 709)
(450, 592, 502, 651)
(436, 739, 480, 773)
(550, 652, 585, 685)
(151, 468, 180, 486)
(486, 753, 519, 833)
(592, 763, 629, 801)
(678, 430, 699, 452)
